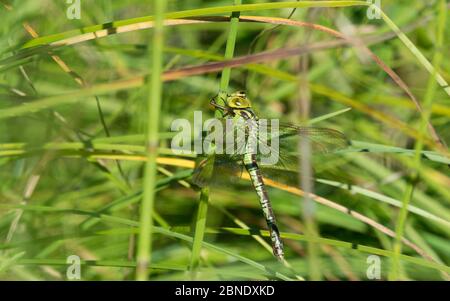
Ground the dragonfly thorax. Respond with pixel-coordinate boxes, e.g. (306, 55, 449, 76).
(225, 92, 257, 120)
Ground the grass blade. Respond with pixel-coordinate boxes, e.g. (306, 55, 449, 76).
(135, 0, 166, 281)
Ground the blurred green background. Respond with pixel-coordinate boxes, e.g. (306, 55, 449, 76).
(0, 0, 449, 280)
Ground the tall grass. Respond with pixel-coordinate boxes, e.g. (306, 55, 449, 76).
(190, 0, 242, 279)
(390, 0, 448, 280)
(136, 0, 166, 281)
(0, 0, 448, 280)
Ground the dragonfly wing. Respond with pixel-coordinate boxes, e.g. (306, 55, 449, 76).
(257, 125, 349, 164)
(258, 158, 300, 187)
(271, 124, 350, 153)
(192, 121, 349, 188)
(255, 124, 350, 185)
(192, 117, 250, 188)
(191, 154, 244, 188)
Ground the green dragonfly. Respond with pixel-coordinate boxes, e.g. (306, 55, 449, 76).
(192, 91, 350, 261)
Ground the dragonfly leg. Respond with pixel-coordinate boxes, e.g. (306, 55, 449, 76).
(210, 95, 232, 116)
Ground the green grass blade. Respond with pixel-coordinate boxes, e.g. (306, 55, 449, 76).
(189, 187, 210, 278)
(390, 0, 447, 279)
(136, 0, 166, 281)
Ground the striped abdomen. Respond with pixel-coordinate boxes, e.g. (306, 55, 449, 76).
(243, 118, 284, 260)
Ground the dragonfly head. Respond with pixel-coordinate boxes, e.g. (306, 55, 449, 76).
(225, 91, 256, 119)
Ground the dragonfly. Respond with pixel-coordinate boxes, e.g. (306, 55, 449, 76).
(192, 91, 350, 261)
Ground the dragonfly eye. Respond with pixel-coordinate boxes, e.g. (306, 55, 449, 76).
(226, 94, 252, 110)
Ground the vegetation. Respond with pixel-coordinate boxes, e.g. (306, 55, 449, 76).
(0, 0, 449, 280)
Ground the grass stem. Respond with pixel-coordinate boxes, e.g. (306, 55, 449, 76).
(189, 0, 242, 277)
(390, 0, 446, 280)
(135, 0, 166, 281)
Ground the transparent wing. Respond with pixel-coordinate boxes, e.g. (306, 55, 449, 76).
(191, 118, 246, 188)
(258, 123, 349, 167)
(191, 120, 350, 188)
(267, 123, 350, 155)
(191, 154, 244, 188)
(257, 124, 350, 185)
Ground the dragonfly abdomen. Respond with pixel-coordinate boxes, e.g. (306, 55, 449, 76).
(243, 152, 284, 260)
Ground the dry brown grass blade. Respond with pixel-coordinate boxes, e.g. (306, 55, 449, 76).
(50, 19, 212, 47)
(162, 40, 344, 80)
